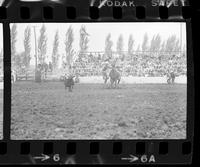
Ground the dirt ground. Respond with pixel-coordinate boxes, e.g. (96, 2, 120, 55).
(11, 81, 186, 140)
(0, 90, 3, 139)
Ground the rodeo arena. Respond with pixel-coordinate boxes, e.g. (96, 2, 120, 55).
(11, 50, 187, 140)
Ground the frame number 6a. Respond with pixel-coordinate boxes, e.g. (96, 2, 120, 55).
(141, 155, 156, 163)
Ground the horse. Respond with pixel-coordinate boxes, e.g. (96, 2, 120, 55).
(109, 67, 121, 88)
(167, 72, 176, 84)
(64, 75, 75, 92)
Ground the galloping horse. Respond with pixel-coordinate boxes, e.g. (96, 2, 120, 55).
(109, 67, 121, 88)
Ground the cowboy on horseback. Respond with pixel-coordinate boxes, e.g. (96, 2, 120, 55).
(109, 63, 121, 88)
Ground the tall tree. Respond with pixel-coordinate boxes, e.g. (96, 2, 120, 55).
(15, 52, 25, 72)
(23, 26, 31, 71)
(11, 24, 17, 69)
(136, 44, 141, 52)
(65, 26, 74, 67)
(165, 35, 177, 53)
(141, 33, 149, 53)
(116, 34, 124, 56)
(173, 39, 181, 52)
(104, 33, 113, 60)
(79, 25, 89, 60)
(160, 41, 166, 52)
(149, 34, 161, 52)
(38, 24, 47, 65)
(52, 30, 59, 70)
(128, 34, 134, 55)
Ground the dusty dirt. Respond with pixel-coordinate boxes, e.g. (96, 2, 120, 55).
(11, 81, 186, 140)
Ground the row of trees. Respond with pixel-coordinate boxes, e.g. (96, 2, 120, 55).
(11, 24, 90, 73)
(11, 24, 31, 73)
(11, 24, 184, 74)
(104, 32, 184, 60)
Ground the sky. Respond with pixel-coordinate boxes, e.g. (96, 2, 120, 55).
(10, 22, 186, 66)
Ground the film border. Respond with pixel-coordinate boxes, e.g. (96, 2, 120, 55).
(0, 0, 195, 165)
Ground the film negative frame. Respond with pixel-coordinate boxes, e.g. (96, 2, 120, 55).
(0, 0, 197, 165)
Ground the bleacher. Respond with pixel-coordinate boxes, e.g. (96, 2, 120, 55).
(72, 52, 186, 77)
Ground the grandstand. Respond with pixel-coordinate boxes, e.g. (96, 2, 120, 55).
(71, 51, 187, 77)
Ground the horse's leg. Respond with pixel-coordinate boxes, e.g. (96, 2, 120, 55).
(172, 77, 175, 84)
(105, 77, 108, 84)
(115, 80, 117, 88)
(118, 78, 121, 84)
(167, 78, 170, 84)
(170, 77, 172, 84)
(45, 72, 47, 80)
(103, 75, 108, 84)
(110, 79, 114, 88)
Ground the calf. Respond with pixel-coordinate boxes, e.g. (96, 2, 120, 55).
(64, 75, 75, 92)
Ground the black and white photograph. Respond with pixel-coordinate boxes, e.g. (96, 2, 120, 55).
(0, 23, 3, 139)
(10, 23, 187, 140)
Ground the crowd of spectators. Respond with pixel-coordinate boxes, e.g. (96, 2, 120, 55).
(70, 52, 187, 77)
